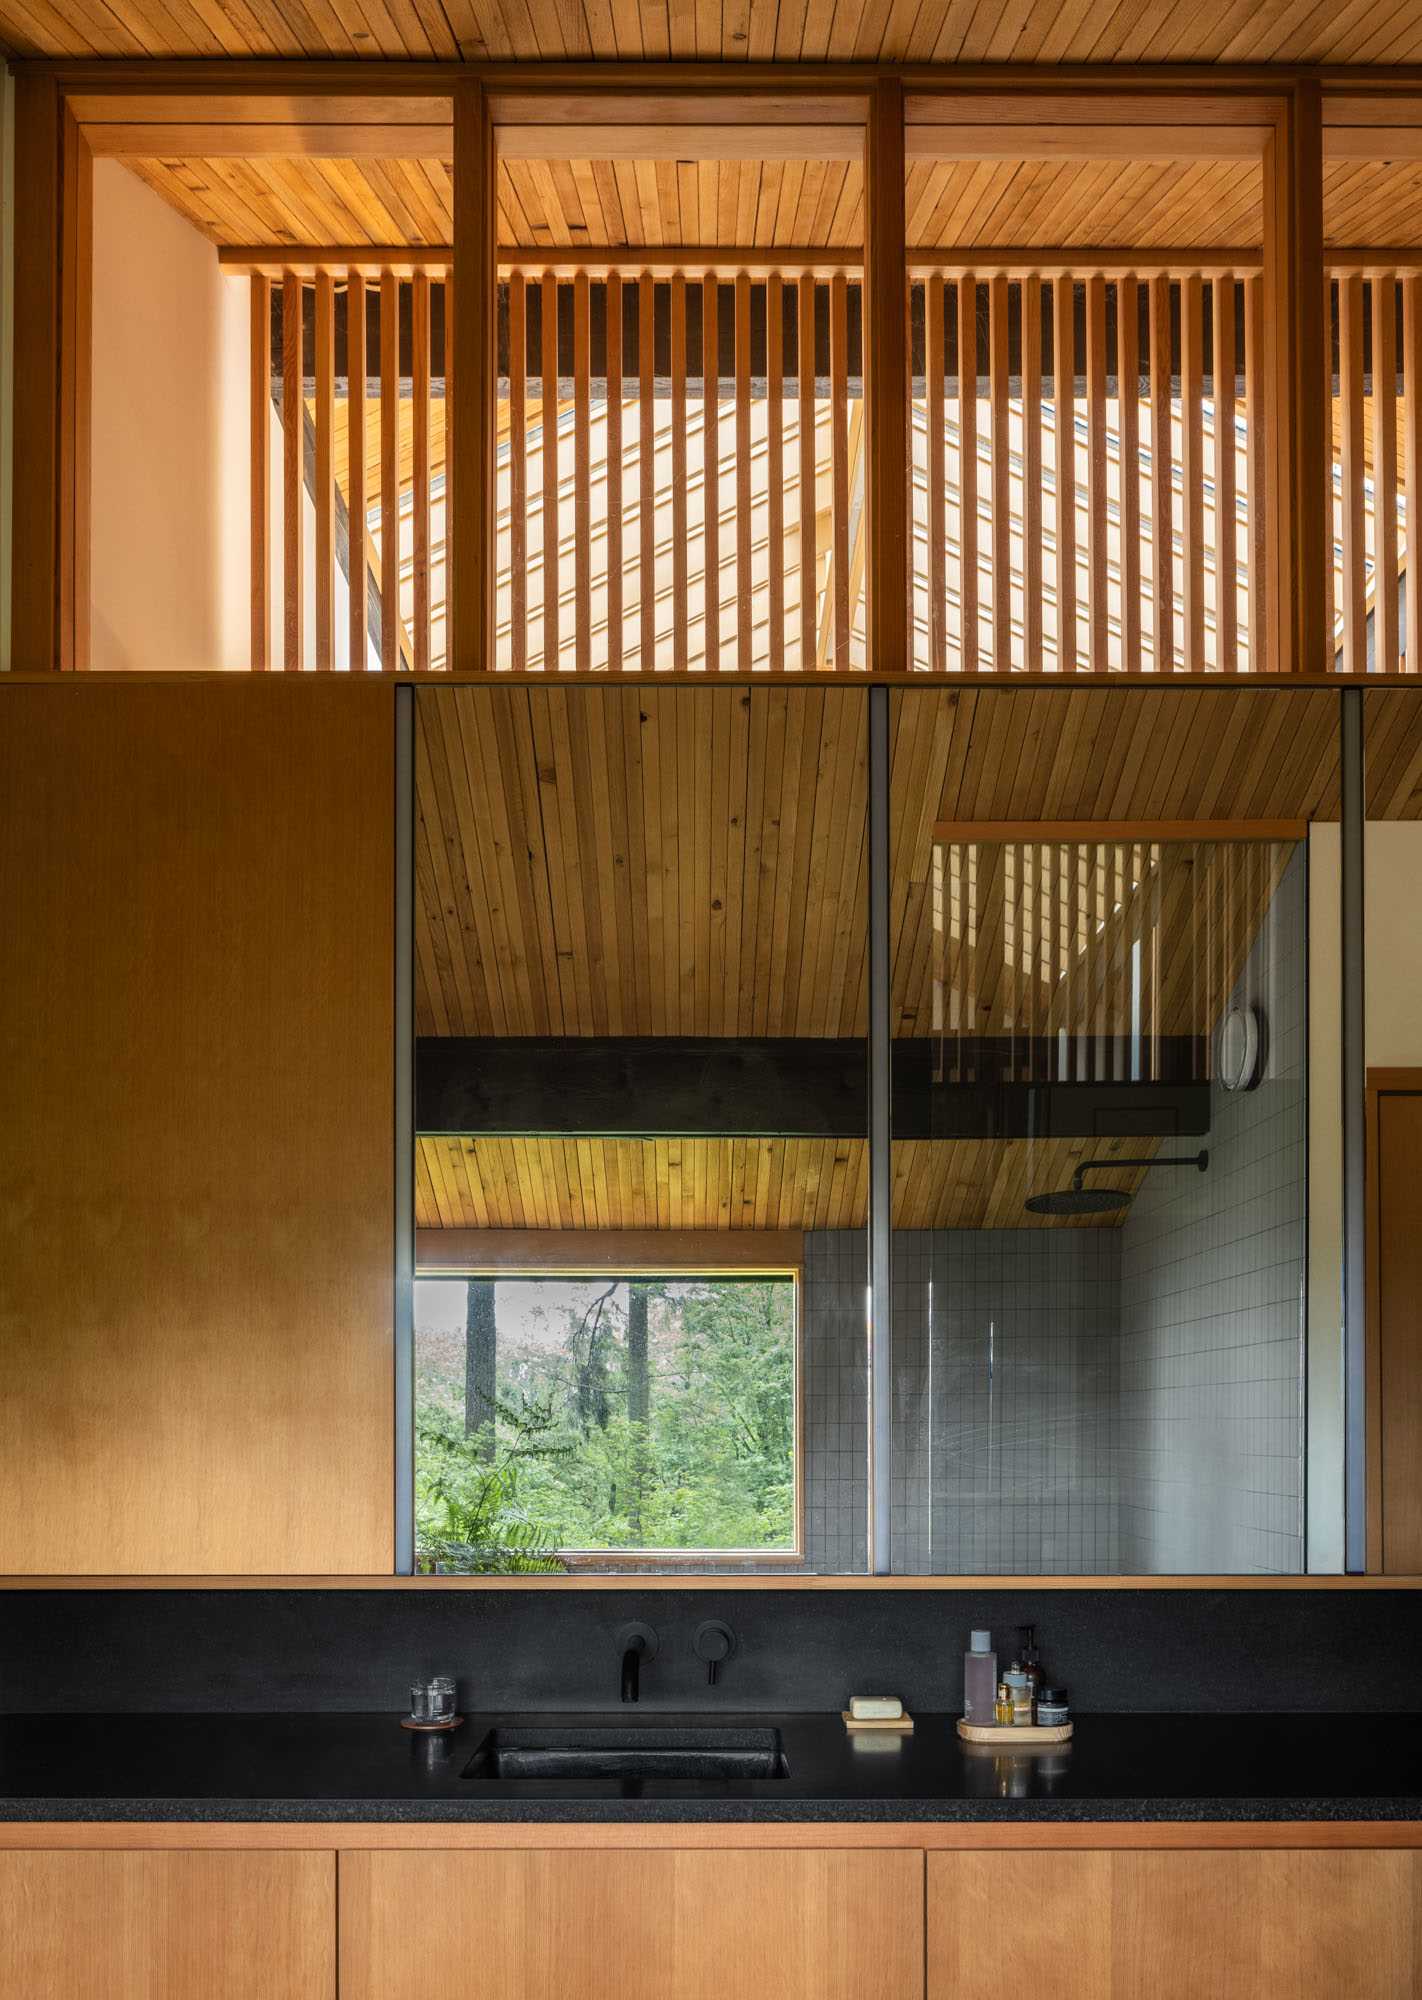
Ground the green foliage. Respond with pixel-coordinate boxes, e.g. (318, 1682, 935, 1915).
(414, 1275, 797, 1569)
(413, 1393, 570, 1575)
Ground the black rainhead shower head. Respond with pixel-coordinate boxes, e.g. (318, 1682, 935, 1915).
(1024, 1149, 1209, 1218)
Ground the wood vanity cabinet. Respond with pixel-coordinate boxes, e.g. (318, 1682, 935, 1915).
(338, 1848, 926, 2000)
(0, 1851, 335, 1998)
(927, 1849, 1422, 1999)
(0, 682, 395, 1575)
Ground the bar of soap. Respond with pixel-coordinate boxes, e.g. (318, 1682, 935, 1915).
(849, 1695, 904, 1720)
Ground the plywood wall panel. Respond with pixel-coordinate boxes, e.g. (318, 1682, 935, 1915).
(0, 682, 395, 1574)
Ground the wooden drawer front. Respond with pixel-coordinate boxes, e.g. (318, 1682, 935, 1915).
(929, 1849, 1422, 1999)
(0, 1850, 336, 1999)
(341, 1847, 925, 2000)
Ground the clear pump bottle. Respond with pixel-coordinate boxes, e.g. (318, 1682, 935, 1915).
(963, 1629, 997, 1725)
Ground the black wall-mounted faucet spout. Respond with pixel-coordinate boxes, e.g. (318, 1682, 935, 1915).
(616, 1622, 658, 1703)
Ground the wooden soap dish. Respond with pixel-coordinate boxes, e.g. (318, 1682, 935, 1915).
(843, 1710, 914, 1734)
(957, 1719, 1072, 1746)
(401, 1716, 465, 1733)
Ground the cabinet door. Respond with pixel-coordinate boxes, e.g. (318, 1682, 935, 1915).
(0, 681, 394, 1573)
(928, 1850, 1422, 2000)
(341, 1848, 924, 2000)
(0, 1851, 335, 1998)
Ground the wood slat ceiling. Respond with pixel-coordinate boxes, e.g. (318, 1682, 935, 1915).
(415, 1135, 1155, 1231)
(12, 1, 1422, 62)
(124, 156, 453, 246)
(1324, 162, 1422, 248)
(905, 159, 1263, 251)
(115, 154, 1422, 261)
(415, 682, 870, 1041)
(415, 683, 1375, 1048)
(501, 157, 863, 249)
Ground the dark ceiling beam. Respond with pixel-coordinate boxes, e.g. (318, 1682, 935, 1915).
(416, 1036, 1210, 1141)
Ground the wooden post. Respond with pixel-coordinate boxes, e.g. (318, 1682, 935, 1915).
(865, 76, 909, 673)
(451, 79, 496, 673)
(1338, 269, 1365, 676)
(379, 270, 399, 675)
(59, 108, 92, 673)
(1374, 273, 1399, 676)
(1264, 80, 1327, 674)
(412, 269, 431, 672)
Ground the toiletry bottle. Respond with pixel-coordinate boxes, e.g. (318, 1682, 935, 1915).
(1036, 1686, 1070, 1728)
(1018, 1625, 1043, 1710)
(1004, 1658, 1032, 1726)
(963, 1629, 997, 1726)
(994, 1679, 1013, 1727)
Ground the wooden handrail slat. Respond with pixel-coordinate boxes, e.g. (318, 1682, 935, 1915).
(1053, 273, 1075, 674)
(669, 273, 686, 673)
(1339, 269, 1365, 677)
(314, 270, 335, 670)
(1404, 275, 1422, 674)
(926, 276, 946, 675)
(1022, 273, 1043, 669)
(990, 272, 1010, 674)
(1181, 271, 1205, 672)
(639, 271, 655, 671)
(735, 271, 753, 674)
(541, 271, 559, 674)
(606, 272, 623, 673)
(250, 272, 270, 672)
(347, 271, 367, 673)
(1149, 272, 1174, 674)
(573, 270, 591, 675)
(1374, 273, 1400, 675)
(379, 269, 400, 676)
(281, 269, 302, 673)
(1119, 275, 1140, 671)
(797, 272, 815, 674)
(1245, 270, 1265, 675)
(412, 268, 431, 673)
(767, 272, 785, 674)
(958, 273, 978, 671)
(508, 271, 527, 674)
(831, 271, 851, 671)
(1086, 271, 1107, 673)
(1215, 272, 1237, 673)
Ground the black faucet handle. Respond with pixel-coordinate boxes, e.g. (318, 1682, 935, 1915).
(693, 1620, 735, 1686)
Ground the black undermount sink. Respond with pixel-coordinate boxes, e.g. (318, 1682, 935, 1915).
(462, 1725, 788, 1782)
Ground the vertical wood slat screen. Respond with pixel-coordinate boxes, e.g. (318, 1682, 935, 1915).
(251, 268, 446, 672)
(1328, 267, 1422, 674)
(910, 271, 1261, 673)
(932, 836, 1299, 1089)
(494, 270, 865, 673)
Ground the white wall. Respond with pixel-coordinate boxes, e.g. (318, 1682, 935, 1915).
(89, 160, 249, 671)
(1307, 818, 1422, 1571)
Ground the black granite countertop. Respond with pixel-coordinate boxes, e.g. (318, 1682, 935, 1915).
(2, 1711, 1421, 1822)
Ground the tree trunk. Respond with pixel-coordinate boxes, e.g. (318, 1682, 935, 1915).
(465, 1279, 497, 1459)
(627, 1283, 650, 1536)
(627, 1284, 650, 1427)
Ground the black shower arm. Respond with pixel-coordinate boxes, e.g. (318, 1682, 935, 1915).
(1071, 1150, 1209, 1192)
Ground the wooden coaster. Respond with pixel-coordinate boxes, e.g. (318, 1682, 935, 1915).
(842, 1710, 914, 1734)
(956, 1718, 1072, 1745)
(401, 1715, 465, 1732)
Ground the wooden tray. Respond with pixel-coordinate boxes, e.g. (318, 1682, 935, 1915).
(956, 1718, 1072, 1745)
(842, 1710, 914, 1733)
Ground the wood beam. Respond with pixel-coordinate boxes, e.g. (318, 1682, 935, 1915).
(415, 1228, 806, 1272)
(495, 123, 862, 161)
(865, 76, 908, 674)
(1264, 81, 1329, 674)
(451, 78, 496, 674)
(82, 123, 452, 158)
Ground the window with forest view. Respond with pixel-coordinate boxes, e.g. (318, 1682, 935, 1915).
(413, 1274, 798, 1573)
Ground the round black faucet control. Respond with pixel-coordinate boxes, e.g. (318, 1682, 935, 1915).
(693, 1620, 736, 1686)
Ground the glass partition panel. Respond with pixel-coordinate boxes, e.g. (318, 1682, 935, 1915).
(412, 683, 869, 1574)
(889, 685, 1340, 1575)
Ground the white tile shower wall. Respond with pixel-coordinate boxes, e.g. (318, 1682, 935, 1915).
(801, 1230, 870, 1572)
(891, 1228, 1123, 1575)
(1116, 847, 1308, 1574)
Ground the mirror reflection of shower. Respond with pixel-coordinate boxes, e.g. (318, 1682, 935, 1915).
(1024, 1150, 1209, 1217)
